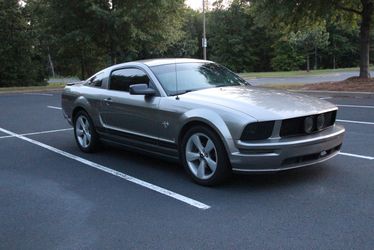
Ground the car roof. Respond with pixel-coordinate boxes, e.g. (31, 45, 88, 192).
(106, 58, 211, 71)
(139, 58, 210, 67)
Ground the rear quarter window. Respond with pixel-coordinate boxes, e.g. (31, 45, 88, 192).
(87, 72, 105, 87)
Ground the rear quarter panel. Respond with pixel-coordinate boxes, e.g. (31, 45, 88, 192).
(61, 85, 104, 127)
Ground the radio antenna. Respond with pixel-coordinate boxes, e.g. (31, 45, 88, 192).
(175, 59, 179, 100)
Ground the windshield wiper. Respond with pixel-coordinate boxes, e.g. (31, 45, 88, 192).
(179, 89, 195, 94)
(169, 89, 195, 96)
(215, 84, 240, 88)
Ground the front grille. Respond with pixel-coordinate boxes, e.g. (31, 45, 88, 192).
(280, 111, 336, 138)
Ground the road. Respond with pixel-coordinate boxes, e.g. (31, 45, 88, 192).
(0, 91, 373, 249)
(246, 70, 374, 86)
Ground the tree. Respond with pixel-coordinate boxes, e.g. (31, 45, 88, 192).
(26, 0, 185, 79)
(25, 0, 109, 79)
(97, 0, 185, 63)
(271, 37, 305, 71)
(250, 0, 374, 78)
(207, 0, 274, 72)
(289, 26, 329, 71)
(162, 8, 201, 58)
(0, 0, 46, 86)
(324, 21, 359, 69)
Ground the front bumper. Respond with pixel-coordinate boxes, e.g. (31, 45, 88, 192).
(229, 125, 345, 172)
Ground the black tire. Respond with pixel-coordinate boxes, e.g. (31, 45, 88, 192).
(181, 125, 232, 186)
(73, 110, 100, 153)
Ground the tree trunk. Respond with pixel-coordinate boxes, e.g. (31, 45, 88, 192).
(359, 0, 373, 78)
(314, 46, 317, 70)
(80, 58, 85, 80)
(80, 49, 86, 79)
(333, 55, 336, 70)
(306, 54, 310, 72)
(47, 50, 55, 78)
(110, 41, 116, 65)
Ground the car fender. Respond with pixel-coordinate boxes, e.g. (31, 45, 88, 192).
(178, 108, 240, 154)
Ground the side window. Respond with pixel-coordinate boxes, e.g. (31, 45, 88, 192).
(110, 68, 150, 92)
(88, 72, 105, 87)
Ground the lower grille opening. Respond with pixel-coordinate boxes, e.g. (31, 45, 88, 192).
(239, 148, 277, 155)
(282, 144, 342, 166)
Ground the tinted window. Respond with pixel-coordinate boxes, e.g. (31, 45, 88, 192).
(150, 62, 248, 96)
(110, 68, 150, 92)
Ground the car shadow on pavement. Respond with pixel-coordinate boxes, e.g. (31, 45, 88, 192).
(225, 164, 334, 190)
(95, 144, 336, 191)
(100, 144, 184, 174)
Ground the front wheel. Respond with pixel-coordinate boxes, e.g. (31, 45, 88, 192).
(74, 111, 99, 153)
(181, 126, 231, 186)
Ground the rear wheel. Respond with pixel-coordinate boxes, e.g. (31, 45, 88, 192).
(181, 126, 231, 186)
(74, 111, 99, 153)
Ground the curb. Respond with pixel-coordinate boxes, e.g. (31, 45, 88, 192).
(289, 89, 374, 98)
(0, 87, 64, 95)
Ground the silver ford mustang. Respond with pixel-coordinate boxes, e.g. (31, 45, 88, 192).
(62, 58, 345, 185)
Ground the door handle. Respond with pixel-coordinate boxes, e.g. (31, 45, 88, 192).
(103, 97, 113, 105)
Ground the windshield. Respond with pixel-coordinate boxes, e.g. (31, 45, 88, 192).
(150, 62, 249, 96)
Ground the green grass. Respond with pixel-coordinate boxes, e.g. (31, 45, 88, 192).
(0, 82, 65, 93)
(239, 67, 363, 78)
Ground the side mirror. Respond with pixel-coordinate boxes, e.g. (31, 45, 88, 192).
(129, 84, 156, 96)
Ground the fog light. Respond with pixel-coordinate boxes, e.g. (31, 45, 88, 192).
(316, 114, 325, 130)
(304, 116, 314, 134)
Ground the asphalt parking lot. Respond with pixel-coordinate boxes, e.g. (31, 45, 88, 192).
(1, 90, 373, 249)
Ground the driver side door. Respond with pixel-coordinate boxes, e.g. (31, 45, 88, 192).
(98, 67, 161, 143)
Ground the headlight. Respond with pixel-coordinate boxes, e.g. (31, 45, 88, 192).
(240, 121, 275, 141)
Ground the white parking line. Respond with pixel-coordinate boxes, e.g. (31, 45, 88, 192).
(339, 152, 374, 160)
(0, 128, 73, 139)
(337, 104, 374, 109)
(23, 93, 54, 96)
(47, 106, 62, 110)
(336, 119, 374, 125)
(0, 127, 210, 210)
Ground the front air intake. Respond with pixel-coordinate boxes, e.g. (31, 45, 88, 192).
(280, 110, 337, 138)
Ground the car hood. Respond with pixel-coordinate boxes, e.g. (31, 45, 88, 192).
(180, 86, 337, 121)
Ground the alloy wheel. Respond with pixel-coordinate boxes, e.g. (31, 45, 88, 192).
(75, 115, 91, 148)
(185, 133, 218, 180)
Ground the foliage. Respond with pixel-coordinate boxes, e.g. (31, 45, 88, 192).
(106, 0, 185, 61)
(249, 0, 374, 77)
(271, 38, 305, 71)
(0, 0, 371, 86)
(24, 0, 185, 79)
(0, 0, 46, 86)
(322, 21, 360, 68)
(207, 0, 275, 72)
(288, 25, 329, 70)
(289, 26, 329, 55)
(161, 8, 201, 58)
